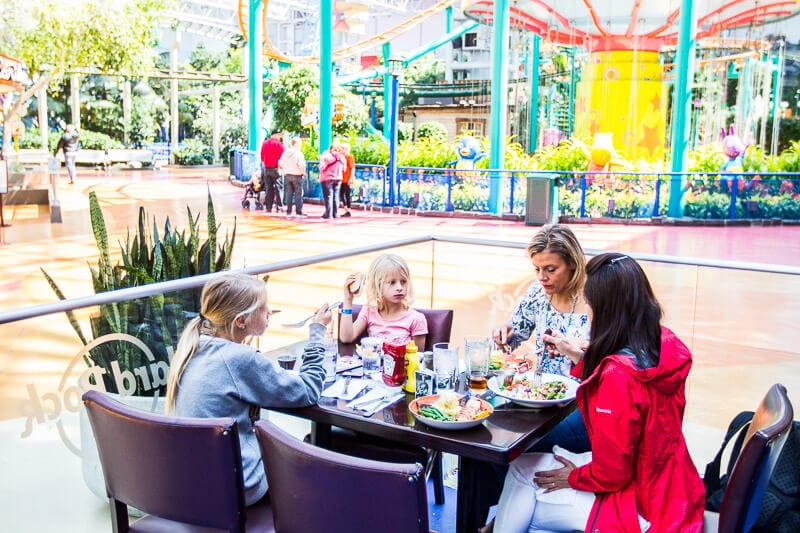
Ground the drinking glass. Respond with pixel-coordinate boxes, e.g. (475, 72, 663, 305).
(465, 335, 490, 390)
(277, 355, 297, 370)
(359, 337, 383, 378)
(323, 337, 338, 383)
(433, 342, 458, 391)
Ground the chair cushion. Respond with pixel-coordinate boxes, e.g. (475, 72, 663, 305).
(308, 426, 428, 465)
(129, 498, 275, 533)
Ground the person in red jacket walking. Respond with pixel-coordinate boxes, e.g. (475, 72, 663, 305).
(260, 129, 284, 213)
(491, 252, 705, 533)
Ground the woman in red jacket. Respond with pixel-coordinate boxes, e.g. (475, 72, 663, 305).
(492, 253, 705, 533)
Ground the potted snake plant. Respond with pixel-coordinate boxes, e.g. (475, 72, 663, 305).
(41, 190, 236, 498)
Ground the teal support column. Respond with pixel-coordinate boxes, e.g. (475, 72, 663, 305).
(568, 47, 576, 136)
(446, 6, 453, 33)
(320, 0, 333, 152)
(247, 0, 263, 151)
(488, 0, 509, 215)
(382, 43, 391, 139)
(528, 34, 540, 152)
(668, 0, 697, 217)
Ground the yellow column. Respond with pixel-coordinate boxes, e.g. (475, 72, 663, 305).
(575, 50, 666, 162)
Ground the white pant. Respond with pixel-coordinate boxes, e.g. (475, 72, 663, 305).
(493, 447, 650, 533)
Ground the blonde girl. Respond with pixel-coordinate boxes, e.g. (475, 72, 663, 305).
(340, 254, 427, 349)
(166, 273, 331, 505)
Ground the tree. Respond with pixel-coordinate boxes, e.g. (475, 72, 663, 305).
(266, 66, 319, 134)
(1, 0, 167, 152)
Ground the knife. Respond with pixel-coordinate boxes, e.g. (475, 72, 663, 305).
(361, 392, 406, 417)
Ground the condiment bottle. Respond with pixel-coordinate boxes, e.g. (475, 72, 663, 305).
(381, 339, 407, 387)
(403, 340, 419, 393)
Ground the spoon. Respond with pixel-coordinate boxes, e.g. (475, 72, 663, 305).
(282, 301, 342, 328)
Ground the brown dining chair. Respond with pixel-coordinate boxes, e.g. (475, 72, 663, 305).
(332, 304, 453, 504)
(82, 390, 274, 533)
(256, 418, 430, 533)
(703, 383, 794, 533)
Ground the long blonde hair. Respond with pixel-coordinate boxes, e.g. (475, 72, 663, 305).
(365, 254, 415, 312)
(166, 274, 266, 413)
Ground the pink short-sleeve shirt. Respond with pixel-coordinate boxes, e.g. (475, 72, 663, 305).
(358, 306, 428, 344)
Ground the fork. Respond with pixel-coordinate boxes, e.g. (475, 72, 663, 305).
(282, 301, 342, 328)
(533, 351, 543, 387)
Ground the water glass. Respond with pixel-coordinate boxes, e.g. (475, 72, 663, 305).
(433, 342, 458, 391)
(277, 355, 297, 370)
(323, 337, 338, 383)
(359, 336, 383, 378)
(465, 335, 490, 390)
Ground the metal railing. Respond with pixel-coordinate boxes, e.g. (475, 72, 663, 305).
(303, 164, 800, 220)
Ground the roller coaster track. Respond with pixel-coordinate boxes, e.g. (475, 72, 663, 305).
(238, 0, 457, 64)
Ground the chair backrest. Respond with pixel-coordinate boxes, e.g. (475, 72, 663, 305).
(719, 383, 794, 533)
(255, 418, 430, 533)
(341, 304, 454, 352)
(82, 390, 248, 533)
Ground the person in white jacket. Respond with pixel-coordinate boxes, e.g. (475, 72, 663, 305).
(278, 137, 307, 217)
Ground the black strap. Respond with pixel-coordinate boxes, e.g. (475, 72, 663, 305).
(704, 410, 754, 493)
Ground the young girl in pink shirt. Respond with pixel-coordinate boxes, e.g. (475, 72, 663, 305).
(340, 254, 428, 349)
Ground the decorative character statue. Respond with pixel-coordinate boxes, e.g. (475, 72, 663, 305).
(720, 125, 747, 172)
(719, 125, 749, 193)
(453, 135, 485, 170)
(541, 127, 566, 147)
(585, 133, 618, 173)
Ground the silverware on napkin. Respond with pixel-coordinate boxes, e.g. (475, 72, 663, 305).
(360, 393, 406, 417)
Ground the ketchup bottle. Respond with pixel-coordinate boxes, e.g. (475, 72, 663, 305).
(381, 339, 407, 387)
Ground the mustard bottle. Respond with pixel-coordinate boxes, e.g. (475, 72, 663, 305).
(403, 340, 419, 393)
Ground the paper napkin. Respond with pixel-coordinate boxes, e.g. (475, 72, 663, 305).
(322, 378, 369, 400)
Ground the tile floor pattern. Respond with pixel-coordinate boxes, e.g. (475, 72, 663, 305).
(1, 166, 798, 532)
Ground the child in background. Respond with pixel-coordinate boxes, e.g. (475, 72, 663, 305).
(340, 253, 428, 349)
(340, 142, 355, 217)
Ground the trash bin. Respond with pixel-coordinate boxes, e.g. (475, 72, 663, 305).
(525, 174, 559, 225)
(229, 149, 236, 179)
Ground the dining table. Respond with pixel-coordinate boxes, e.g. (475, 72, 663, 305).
(265, 344, 576, 533)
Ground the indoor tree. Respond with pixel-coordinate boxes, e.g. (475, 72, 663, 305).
(0, 0, 168, 152)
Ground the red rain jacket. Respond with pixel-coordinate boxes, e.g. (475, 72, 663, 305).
(568, 327, 705, 533)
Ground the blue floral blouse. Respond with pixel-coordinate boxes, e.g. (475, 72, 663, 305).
(509, 283, 591, 379)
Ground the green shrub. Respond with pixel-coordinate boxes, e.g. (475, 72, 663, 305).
(416, 121, 447, 142)
(174, 138, 213, 165)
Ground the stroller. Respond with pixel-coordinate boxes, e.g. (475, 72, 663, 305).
(241, 170, 265, 210)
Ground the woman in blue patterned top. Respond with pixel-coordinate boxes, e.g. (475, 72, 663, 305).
(493, 224, 591, 377)
(492, 224, 591, 452)
(479, 225, 593, 533)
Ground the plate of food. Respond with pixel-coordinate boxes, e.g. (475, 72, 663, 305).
(487, 372, 578, 408)
(409, 392, 493, 430)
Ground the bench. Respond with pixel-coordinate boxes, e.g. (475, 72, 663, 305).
(72, 149, 155, 168)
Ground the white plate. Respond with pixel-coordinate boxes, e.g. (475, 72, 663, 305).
(487, 373, 578, 408)
(409, 394, 492, 430)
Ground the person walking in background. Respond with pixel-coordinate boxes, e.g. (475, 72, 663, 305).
(260, 129, 284, 213)
(279, 137, 307, 218)
(166, 273, 332, 506)
(489, 253, 705, 533)
(318, 142, 345, 219)
(340, 142, 355, 217)
(54, 124, 80, 184)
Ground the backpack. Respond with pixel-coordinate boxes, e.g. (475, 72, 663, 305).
(704, 410, 800, 532)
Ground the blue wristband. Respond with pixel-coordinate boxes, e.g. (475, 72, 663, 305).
(340, 308, 353, 315)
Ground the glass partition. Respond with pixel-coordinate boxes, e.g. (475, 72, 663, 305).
(1, 237, 798, 530)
